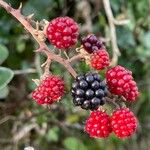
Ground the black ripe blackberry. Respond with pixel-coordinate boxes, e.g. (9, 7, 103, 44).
(81, 34, 104, 54)
(71, 72, 107, 110)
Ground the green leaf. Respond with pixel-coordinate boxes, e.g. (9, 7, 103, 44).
(0, 86, 9, 99)
(66, 114, 79, 123)
(46, 127, 59, 142)
(63, 137, 87, 150)
(36, 115, 47, 125)
(116, 27, 136, 49)
(16, 39, 25, 53)
(23, 0, 52, 19)
(0, 45, 9, 64)
(143, 32, 150, 49)
(0, 67, 14, 90)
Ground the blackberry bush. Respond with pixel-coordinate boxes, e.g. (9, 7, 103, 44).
(0, 1, 140, 141)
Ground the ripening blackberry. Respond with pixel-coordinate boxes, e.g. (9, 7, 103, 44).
(106, 65, 139, 101)
(90, 49, 110, 70)
(85, 110, 112, 138)
(71, 72, 107, 110)
(111, 107, 137, 138)
(46, 16, 79, 49)
(81, 34, 104, 54)
(32, 75, 64, 105)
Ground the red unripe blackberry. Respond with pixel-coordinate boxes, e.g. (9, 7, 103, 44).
(32, 75, 64, 105)
(46, 16, 79, 49)
(84, 110, 112, 138)
(106, 65, 139, 101)
(81, 34, 104, 53)
(111, 107, 137, 138)
(90, 49, 110, 70)
(71, 72, 107, 110)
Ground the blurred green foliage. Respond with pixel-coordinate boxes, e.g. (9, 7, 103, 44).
(0, 0, 150, 150)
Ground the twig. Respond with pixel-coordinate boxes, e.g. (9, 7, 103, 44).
(43, 57, 51, 75)
(113, 19, 129, 25)
(76, 0, 92, 32)
(35, 53, 43, 76)
(0, 115, 16, 125)
(0, 0, 77, 78)
(13, 68, 36, 75)
(102, 0, 121, 66)
(0, 138, 13, 144)
(68, 54, 83, 63)
(13, 123, 38, 143)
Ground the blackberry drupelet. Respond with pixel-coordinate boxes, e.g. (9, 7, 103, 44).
(81, 34, 104, 53)
(71, 72, 107, 110)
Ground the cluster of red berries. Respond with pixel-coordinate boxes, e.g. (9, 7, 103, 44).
(85, 108, 137, 138)
(31, 16, 139, 139)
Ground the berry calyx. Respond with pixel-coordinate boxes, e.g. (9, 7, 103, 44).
(84, 110, 112, 138)
(32, 75, 64, 104)
(106, 65, 139, 101)
(90, 49, 110, 70)
(81, 34, 104, 53)
(111, 107, 137, 138)
(46, 16, 79, 49)
(71, 72, 107, 110)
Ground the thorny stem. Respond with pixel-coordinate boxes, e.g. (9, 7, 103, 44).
(43, 57, 52, 75)
(0, 0, 77, 78)
(0, 0, 127, 107)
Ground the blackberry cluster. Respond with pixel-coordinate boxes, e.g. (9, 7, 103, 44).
(71, 72, 107, 110)
(81, 34, 104, 53)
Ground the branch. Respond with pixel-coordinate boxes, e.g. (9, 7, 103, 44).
(113, 19, 129, 25)
(68, 54, 83, 63)
(13, 68, 36, 75)
(103, 0, 123, 66)
(0, 115, 16, 125)
(0, 0, 77, 78)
